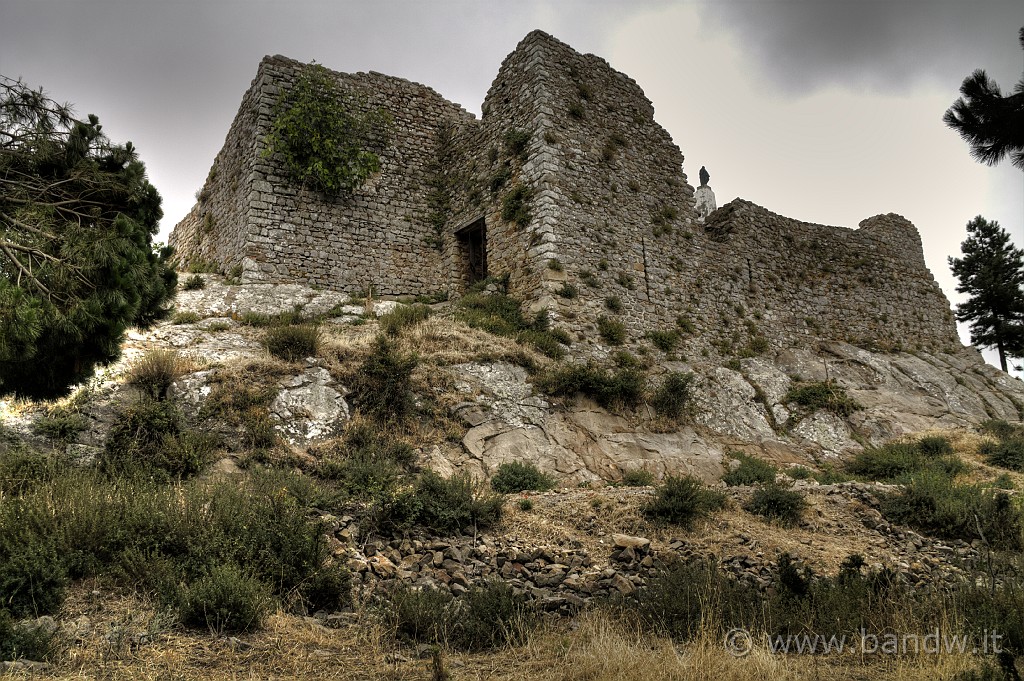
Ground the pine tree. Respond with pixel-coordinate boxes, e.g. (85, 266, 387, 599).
(949, 216, 1024, 372)
(943, 27, 1024, 170)
(0, 76, 176, 398)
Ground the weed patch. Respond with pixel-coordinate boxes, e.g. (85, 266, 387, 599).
(491, 461, 555, 493)
(642, 475, 726, 529)
(722, 452, 777, 486)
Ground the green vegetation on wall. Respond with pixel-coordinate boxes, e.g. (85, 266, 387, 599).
(264, 62, 391, 197)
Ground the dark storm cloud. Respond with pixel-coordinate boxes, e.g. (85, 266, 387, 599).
(698, 0, 1023, 96)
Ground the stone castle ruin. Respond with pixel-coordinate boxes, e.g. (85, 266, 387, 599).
(171, 30, 960, 355)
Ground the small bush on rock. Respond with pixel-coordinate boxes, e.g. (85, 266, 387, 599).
(379, 304, 431, 337)
(643, 475, 726, 529)
(597, 315, 627, 345)
(784, 380, 860, 417)
(535, 362, 646, 411)
(126, 349, 189, 400)
(349, 335, 418, 423)
(650, 371, 694, 419)
(178, 564, 271, 634)
(722, 452, 777, 486)
(491, 461, 555, 493)
(620, 469, 655, 487)
(745, 483, 806, 527)
(182, 275, 206, 291)
(263, 324, 321, 362)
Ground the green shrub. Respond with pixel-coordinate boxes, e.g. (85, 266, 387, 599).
(503, 129, 531, 160)
(846, 440, 965, 483)
(455, 579, 532, 651)
(643, 475, 726, 529)
(605, 295, 623, 313)
(299, 562, 352, 614)
(178, 564, 271, 634)
(722, 452, 777, 486)
(813, 463, 853, 484)
(518, 498, 534, 511)
(414, 470, 503, 535)
(637, 557, 761, 639)
(171, 311, 201, 324)
(501, 184, 532, 227)
(546, 258, 563, 271)
(0, 610, 58, 661)
(981, 436, 1024, 472)
(182, 274, 206, 291)
(456, 289, 566, 358)
(126, 348, 189, 401)
(101, 399, 178, 475)
(239, 309, 307, 327)
(516, 329, 566, 360)
(646, 329, 681, 352)
(0, 514, 67, 617)
(918, 435, 954, 456)
(264, 62, 390, 197)
(597, 315, 627, 345)
(745, 483, 806, 527)
(380, 579, 532, 651)
(650, 371, 694, 419)
(556, 282, 578, 299)
(0, 446, 65, 496)
(979, 419, 1024, 440)
(535, 362, 646, 410)
(263, 324, 321, 361)
(882, 470, 1023, 550)
(0, 470, 340, 622)
(620, 469, 655, 487)
(314, 421, 414, 497)
(786, 466, 814, 480)
(379, 583, 453, 645)
(31, 409, 89, 443)
(491, 461, 555, 493)
(676, 315, 696, 334)
(379, 304, 431, 337)
(784, 380, 861, 417)
(349, 335, 418, 423)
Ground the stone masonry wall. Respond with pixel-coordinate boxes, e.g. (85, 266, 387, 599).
(174, 56, 477, 297)
(171, 31, 960, 355)
(506, 32, 959, 356)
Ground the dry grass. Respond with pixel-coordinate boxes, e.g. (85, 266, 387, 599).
(399, 316, 547, 368)
(44, 582, 404, 681)
(442, 610, 982, 681)
(40, 586, 986, 681)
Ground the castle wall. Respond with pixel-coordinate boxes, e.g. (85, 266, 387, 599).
(170, 31, 960, 357)
(500, 32, 959, 356)
(173, 56, 476, 297)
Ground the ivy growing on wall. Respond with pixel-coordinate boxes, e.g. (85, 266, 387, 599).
(264, 63, 391, 197)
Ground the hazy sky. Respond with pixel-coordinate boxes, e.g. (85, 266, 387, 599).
(2, 0, 1022, 369)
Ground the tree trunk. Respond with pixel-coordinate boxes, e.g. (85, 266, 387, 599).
(997, 336, 1008, 372)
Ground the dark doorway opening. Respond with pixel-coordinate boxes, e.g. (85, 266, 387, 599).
(456, 218, 487, 286)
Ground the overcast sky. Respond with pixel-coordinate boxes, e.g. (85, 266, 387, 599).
(2, 0, 1022, 369)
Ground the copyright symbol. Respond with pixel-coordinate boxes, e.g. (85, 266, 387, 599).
(725, 628, 753, 657)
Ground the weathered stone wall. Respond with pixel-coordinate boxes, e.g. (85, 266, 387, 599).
(503, 32, 958, 355)
(171, 30, 960, 355)
(174, 56, 477, 296)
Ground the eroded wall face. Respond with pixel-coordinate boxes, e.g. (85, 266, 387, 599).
(508, 32, 959, 355)
(171, 32, 960, 356)
(173, 56, 475, 297)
